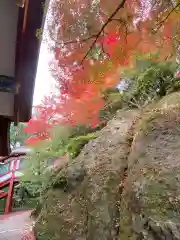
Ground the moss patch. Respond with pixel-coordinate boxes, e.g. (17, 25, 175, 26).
(67, 132, 98, 159)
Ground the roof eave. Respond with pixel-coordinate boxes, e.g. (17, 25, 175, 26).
(14, 0, 47, 124)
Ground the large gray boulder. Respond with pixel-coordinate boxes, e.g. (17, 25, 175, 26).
(120, 92, 180, 239)
(35, 109, 139, 240)
(35, 92, 180, 240)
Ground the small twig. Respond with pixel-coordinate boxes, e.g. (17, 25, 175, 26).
(101, 30, 110, 59)
(80, 0, 126, 64)
(56, 34, 98, 46)
(154, 2, 180, 33)
(53, 18, 127, 50)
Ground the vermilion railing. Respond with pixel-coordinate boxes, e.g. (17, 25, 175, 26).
(0, 154, 25, 214)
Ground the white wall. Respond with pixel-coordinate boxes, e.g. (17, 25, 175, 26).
(0, 0, 19, 77)
(0, 92, 14, 117)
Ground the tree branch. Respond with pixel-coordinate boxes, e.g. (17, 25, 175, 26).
(56, 34, 98, 46)
(80, 0, 126, 64)
(54, 10, 126, 48)
(154, 2, 180, 33)
(56, 18, 125, 48)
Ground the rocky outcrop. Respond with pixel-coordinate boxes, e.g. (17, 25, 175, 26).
(35, 109, 139, 240)
(119, 92, 180, 239)
(35, 92, 180, 240)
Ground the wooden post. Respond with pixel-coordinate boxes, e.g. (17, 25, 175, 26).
(4, 161, 16, 214)
(0, 117, 10, 157)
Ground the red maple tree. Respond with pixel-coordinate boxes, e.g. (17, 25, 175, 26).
(25, 0, 180, 144)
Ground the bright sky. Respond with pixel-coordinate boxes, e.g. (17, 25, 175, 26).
(33, 42, 54, 106)
(33, 0, 55, 107)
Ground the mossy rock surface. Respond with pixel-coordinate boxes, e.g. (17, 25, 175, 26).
(35, 109, 139, 240)
(67, 132, 98, 159)
(119, 92, 180, 239)
(35, 92, 180, 240)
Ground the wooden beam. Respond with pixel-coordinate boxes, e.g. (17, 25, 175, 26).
(0, 117, 10, 156)
(14, 4, 25, 125)
(14, 0, 46, 123)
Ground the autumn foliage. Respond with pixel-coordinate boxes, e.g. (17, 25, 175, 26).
(25, 0, 180, 144)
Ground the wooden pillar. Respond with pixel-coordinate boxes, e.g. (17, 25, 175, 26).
(0, 116, 10, 157)
(4, 171, 15, 214)
(4, 161, 16, 214)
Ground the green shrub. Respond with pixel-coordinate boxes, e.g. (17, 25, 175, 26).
(100, 93, 123, 121)
(100, 58, 179, 115)
(20, 126, 98, 202)
(21, 126, 71, 197)
(13, 185, 39, 210)
(122, 60, 179, 107)
(66, 132, 98, 159)
(69, 122, 106, 138)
